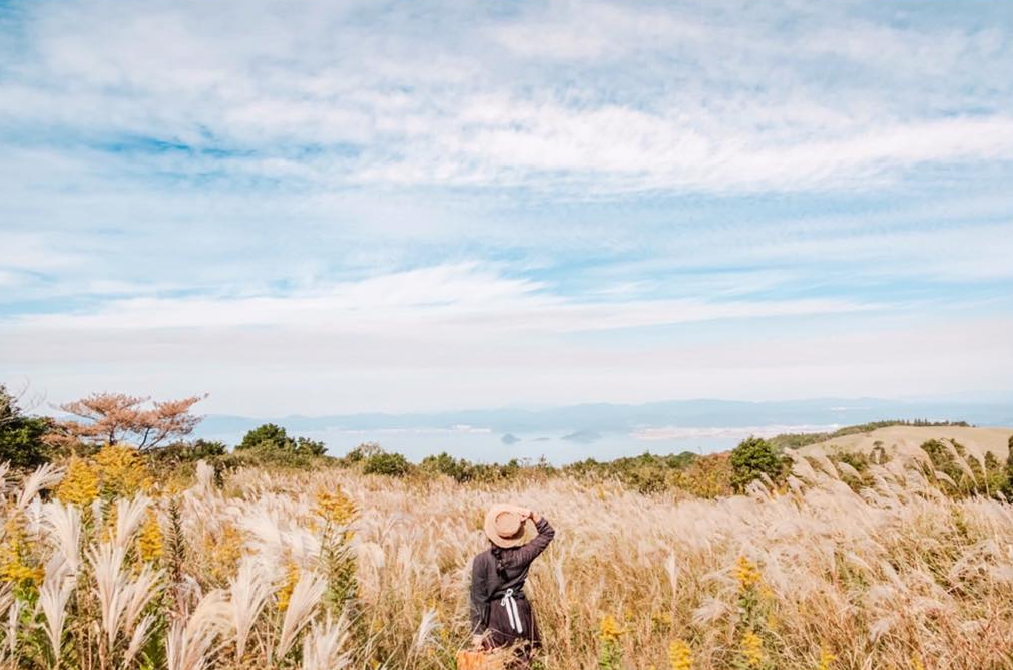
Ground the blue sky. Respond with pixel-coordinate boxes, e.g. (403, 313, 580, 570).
(1, 0, 1011, 415)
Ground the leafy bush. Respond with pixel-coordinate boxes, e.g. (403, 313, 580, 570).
(562, 451, 697, 494)
(362, 450, 412, 476)
(476, 458, 523, 482)
(237, 423, 290, 450)
(1002, 434, 1013, 499)
(418, 451, 525, 483)
(921, 438, 1009, 497)
(144, 438, 235, 485)
(0, 385, 52, 469)
(230, 445, 321, 469)
(236, 423, 327, 456)
(420, 451, 473, 481)
(669, 453, 733, 498)
(729, 436, 788, 492)
(152, 438, 228, 462)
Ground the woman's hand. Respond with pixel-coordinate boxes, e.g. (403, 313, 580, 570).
(472, 634, 484, 650)
(511, 505, 540, 523)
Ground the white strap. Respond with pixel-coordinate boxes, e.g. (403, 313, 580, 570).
(499, 588, 523, 634)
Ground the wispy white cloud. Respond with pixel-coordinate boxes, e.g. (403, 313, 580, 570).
(1, 263, 876, 333)
(2, 0, 1010, 195)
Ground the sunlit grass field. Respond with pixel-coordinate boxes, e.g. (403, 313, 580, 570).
(3, 444, 1013, 670)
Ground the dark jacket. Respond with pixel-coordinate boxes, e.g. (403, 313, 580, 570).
(470, 517, 555, 633)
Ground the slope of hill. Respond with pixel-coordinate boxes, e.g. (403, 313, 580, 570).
(800, 425, 1013, 461)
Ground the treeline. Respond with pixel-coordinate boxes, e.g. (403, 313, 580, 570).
(2, 385, 1007, 499)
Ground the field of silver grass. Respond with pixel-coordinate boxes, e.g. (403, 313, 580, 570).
(2, 448, 1013, 670)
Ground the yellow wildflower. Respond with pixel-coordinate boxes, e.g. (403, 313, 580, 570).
(315, 487, 356, 526)
(94, 444, 152, 497)
(668, 639, 693, 670)
(740, 631, 764, 668)
(814, 644, 838, 668)
(56, 457, 100, 506)
(137, 510, 164, 563)
(816, 646, 836, 670)
(598, 614, 624, 643)
(277, 561, 300, 612)
(103, 504, 119, 543)
(0, 516, 42, 586)
(734, 556, 761, 590)
(911, 654, 925, 670)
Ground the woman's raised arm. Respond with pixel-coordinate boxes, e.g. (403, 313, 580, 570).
(515, 514, 555, 565)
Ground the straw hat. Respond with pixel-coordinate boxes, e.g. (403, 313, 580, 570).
(484, 504, 534, 548)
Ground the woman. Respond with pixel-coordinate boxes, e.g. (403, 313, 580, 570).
(470, 504, 555, 668)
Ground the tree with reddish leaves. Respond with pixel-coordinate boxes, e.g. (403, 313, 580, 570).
(46, 392, 206, 451)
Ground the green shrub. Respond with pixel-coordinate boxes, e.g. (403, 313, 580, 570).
(420, 451, 473, 482)
(153, 438, 228, 462)
(836, 450, 870, 472)
(231, 444, 329, 470)
(1002, 435, 1013, 499)
(237, 423, 289, 450)
(920, 438, 1009, 497)
(669, 453, 733, 498)
(729, 436, 788, 492)
(338, 441, 385, 466)
(362, 450, 412, 476)
(236, 423, 327, 456)
(0, 385, 52, 469)
(561, 451, 697, 493)
(475, 458, 522, 482)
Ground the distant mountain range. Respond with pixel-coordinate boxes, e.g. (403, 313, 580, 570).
(195, 395, 1013, 442)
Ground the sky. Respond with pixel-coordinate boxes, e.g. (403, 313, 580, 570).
(1, 0, 1011, 416)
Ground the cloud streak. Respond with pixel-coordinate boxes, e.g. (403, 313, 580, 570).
(1, 263, 877, 333)
(2, 0, 1011, 195)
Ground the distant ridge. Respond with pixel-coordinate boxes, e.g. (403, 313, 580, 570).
(195, 395, 1013, 440)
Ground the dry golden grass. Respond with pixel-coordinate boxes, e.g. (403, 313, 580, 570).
(3, 447, 1013, 670)
(801, 425, 1012, 463)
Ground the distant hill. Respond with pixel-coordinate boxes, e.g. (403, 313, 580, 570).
(800, 425, 1013, 461)
(196, 395, 1013, 442)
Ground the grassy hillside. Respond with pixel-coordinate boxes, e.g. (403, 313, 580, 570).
(3, 437, 1013, 670)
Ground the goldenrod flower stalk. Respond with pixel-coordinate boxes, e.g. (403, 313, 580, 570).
(598, 614, 624, 643)
(817, 646, 837, 670)
(315, 487, 356, 526)
(137, 509, 164, 563)
(734, 556, 761, 590)
(56, 457, 100, 507)
(277, 561, 301, 612)
(668, 639, 692, 670)
(94, 444, 152, 498)
(597, 614, 624, 670)
(0, 515, 42, 586)
(740, 630, 764, 668)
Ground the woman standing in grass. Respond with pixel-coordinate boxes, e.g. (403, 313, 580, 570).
(470, 504, 556, 668)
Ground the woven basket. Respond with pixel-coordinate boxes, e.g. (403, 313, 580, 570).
(455, 649, 504, 670)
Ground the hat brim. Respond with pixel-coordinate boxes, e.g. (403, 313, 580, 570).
(484, 504, 535, 548)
